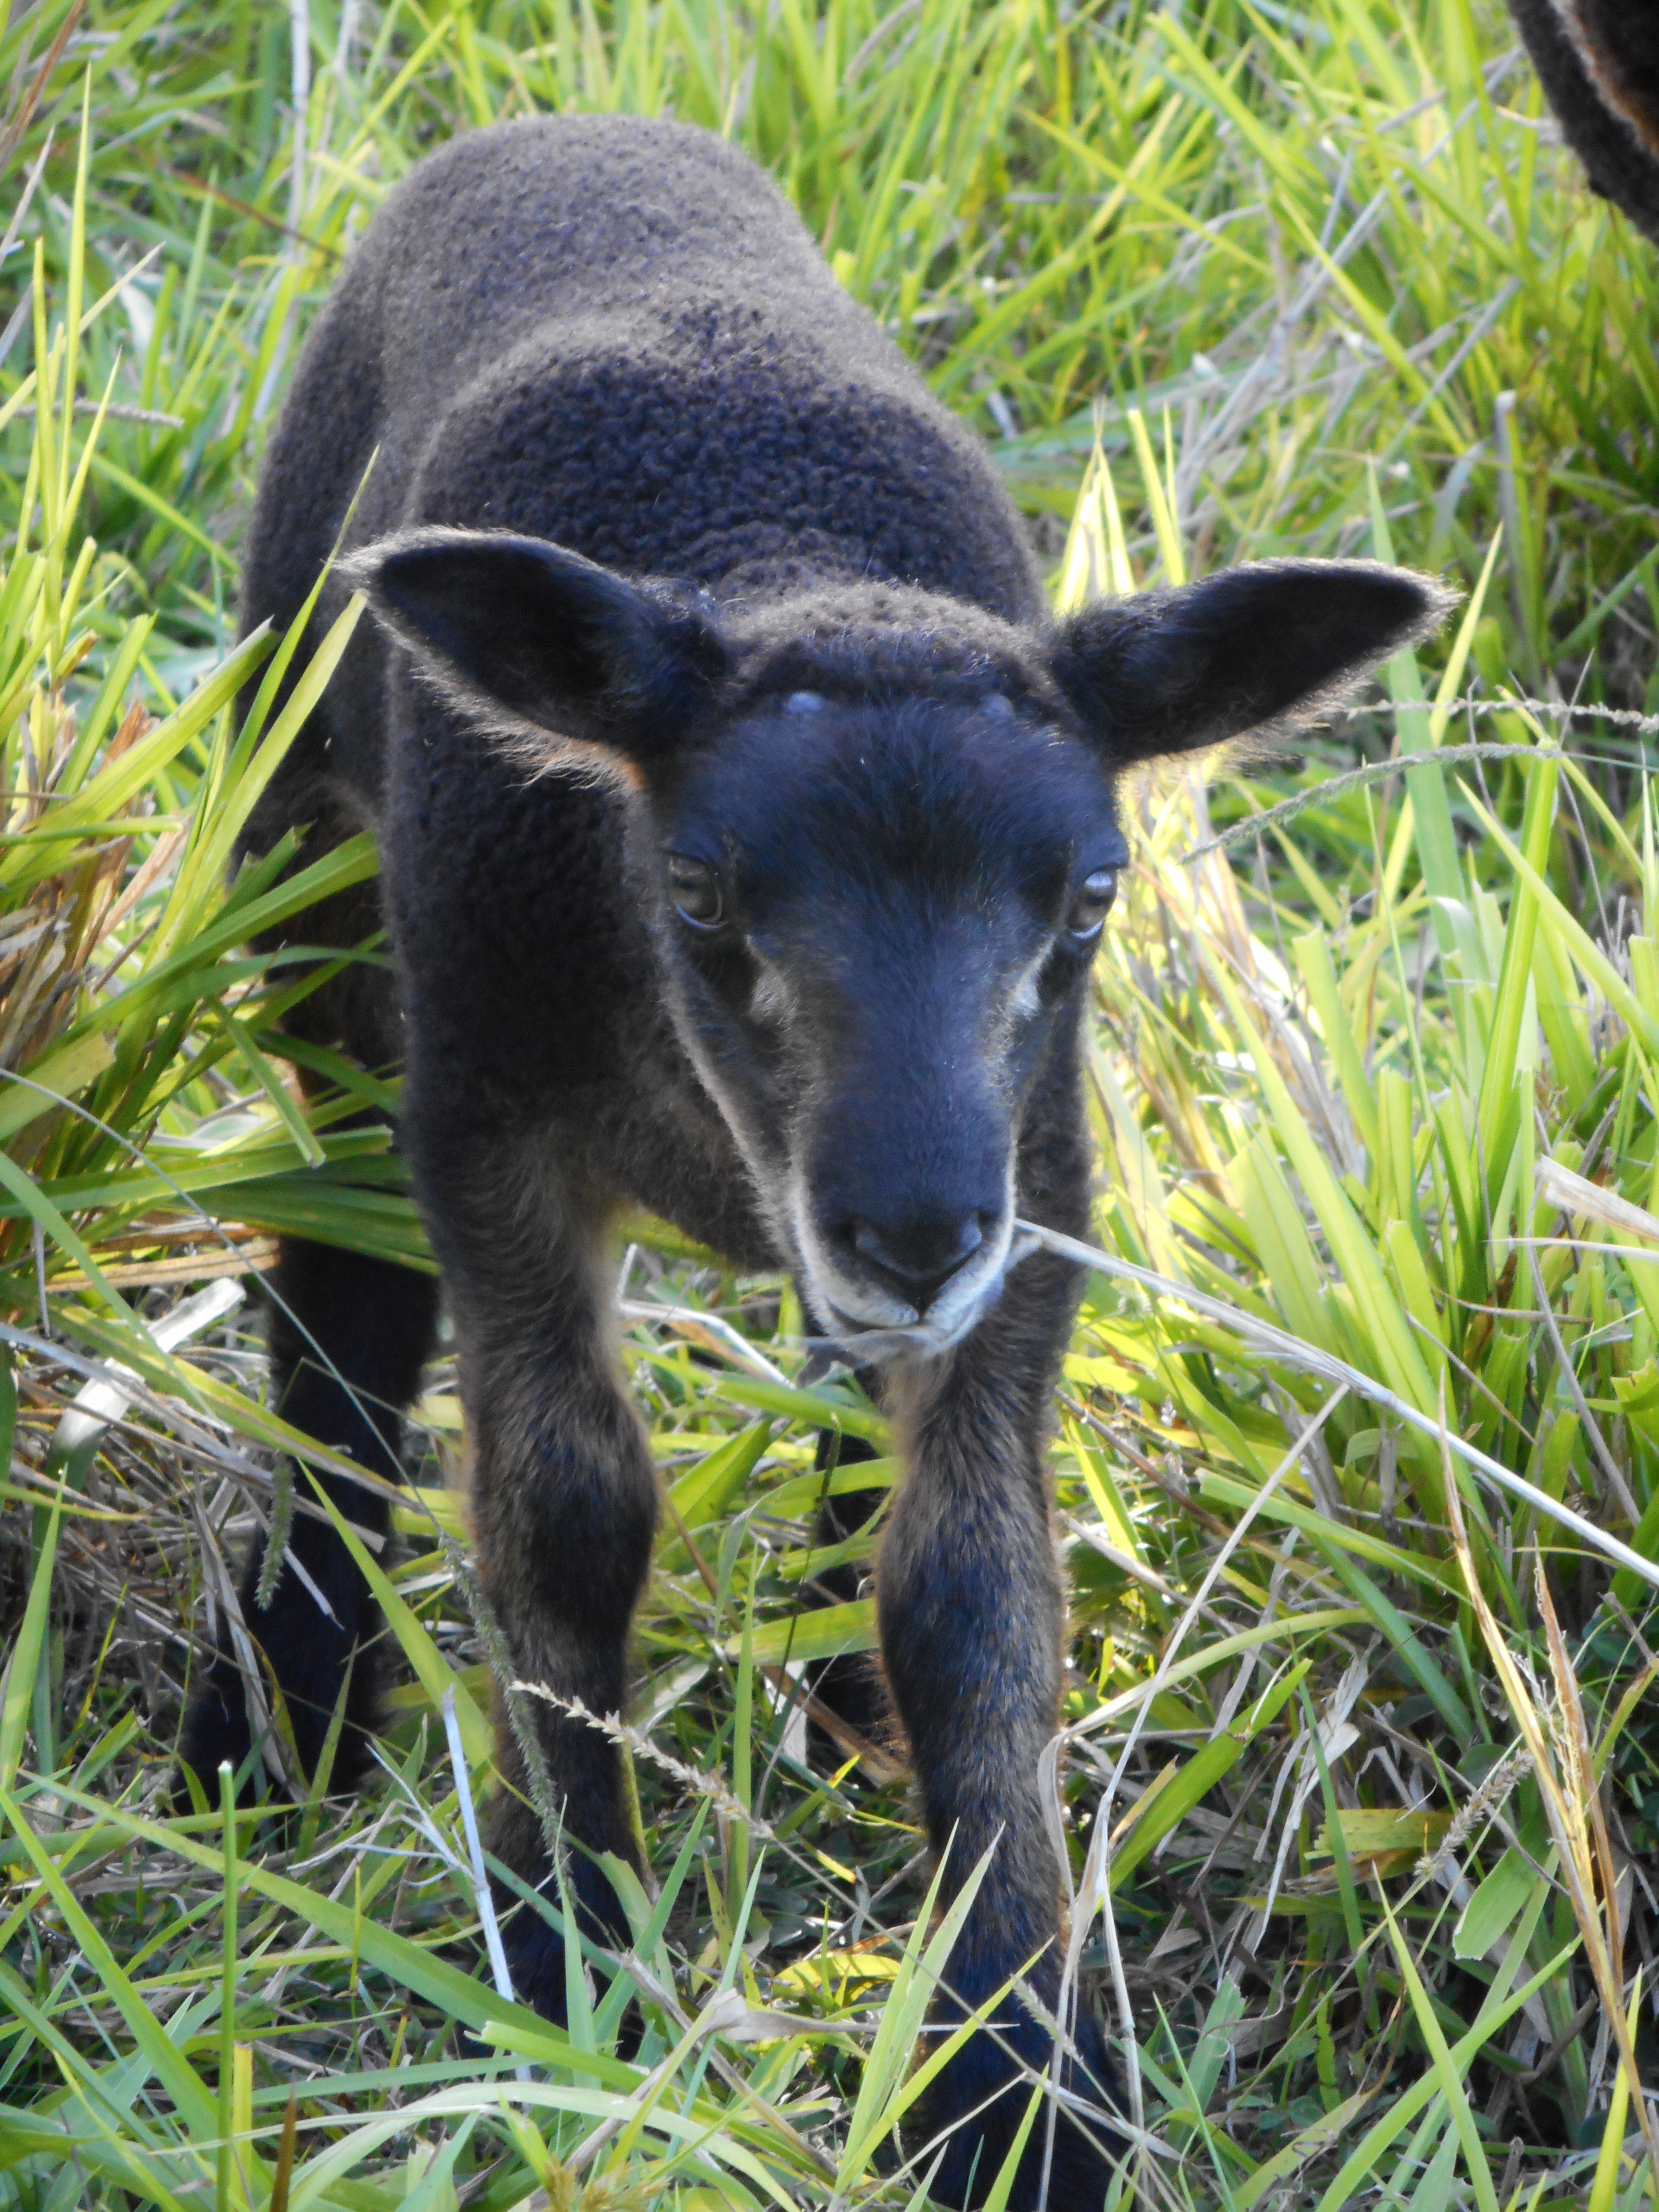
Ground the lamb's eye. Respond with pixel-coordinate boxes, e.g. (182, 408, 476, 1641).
(667, 855, 724, 929)
(1065, 868, 1118, 940)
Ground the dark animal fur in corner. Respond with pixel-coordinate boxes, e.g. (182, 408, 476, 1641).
(1505, 0, 1659, 243)
(186, 113, 1449, 2210)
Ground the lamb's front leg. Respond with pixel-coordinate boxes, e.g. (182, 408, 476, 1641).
(429, 1132, 658, 2019)
(879, 1254, 1120, 2211)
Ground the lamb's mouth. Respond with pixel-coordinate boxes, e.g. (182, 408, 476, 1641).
(798, 1318, 949, 1382)
(801, 1278, 1009, 1378)
(822, 1292, 915, 1335)
(797, 1221, 1062, 1379)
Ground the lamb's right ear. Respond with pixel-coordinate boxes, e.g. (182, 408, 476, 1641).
(1049, 559, 1455, 767)
(343, 528, 729, 760)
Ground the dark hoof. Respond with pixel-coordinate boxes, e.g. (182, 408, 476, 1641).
(176, 1670, 258, 1807)
(500, 1896, 575, 2023)
(176, 1628, 379, 1809)
(916, 2004, 1121, 2211)
(807, 1649, 891, 1758)
(496, 1854, 635, 2025)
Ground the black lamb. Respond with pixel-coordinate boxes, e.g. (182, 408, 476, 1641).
(181, 112, 1447, 2210)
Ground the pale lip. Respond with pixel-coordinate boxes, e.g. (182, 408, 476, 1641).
(803, 1261, 1016, 1374)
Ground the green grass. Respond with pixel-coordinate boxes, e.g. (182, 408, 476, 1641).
(2, 0, 1659, 2206)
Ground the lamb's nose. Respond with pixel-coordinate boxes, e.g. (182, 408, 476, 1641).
(847, 1211, 988, 1310)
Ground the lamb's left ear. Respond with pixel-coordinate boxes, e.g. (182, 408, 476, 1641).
(341, 526, 729, 760)
(1049, 559, 1455, 766)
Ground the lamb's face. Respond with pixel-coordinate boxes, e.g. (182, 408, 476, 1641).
(644, 686, 1128, 1352)
(353, 526, 1449, 1359)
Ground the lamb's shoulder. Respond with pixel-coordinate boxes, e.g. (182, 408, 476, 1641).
(400, 322, 1041, 617)
(359, 114, 851, 420)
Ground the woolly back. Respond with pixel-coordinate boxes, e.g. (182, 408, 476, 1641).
(330, 113, 1045, 621)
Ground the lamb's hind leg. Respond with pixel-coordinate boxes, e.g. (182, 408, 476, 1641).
(180, 1240, 439, 1797)
(806, 1417, 889, 1747)
(428, 1132, 657, 2020)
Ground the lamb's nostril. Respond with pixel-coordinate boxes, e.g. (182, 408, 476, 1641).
(848, 1212, 988, 1305)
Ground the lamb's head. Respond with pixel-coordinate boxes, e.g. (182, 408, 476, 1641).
(351, 529, 1450, 1356)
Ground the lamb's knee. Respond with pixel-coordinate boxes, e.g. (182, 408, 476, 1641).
(478, 1423, 657, 1659)
(876, 1510, 1064, 1882)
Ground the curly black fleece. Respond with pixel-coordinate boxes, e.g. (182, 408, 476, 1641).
(242, 112, 1042, 781)
(1504, 0, 1659, 244)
